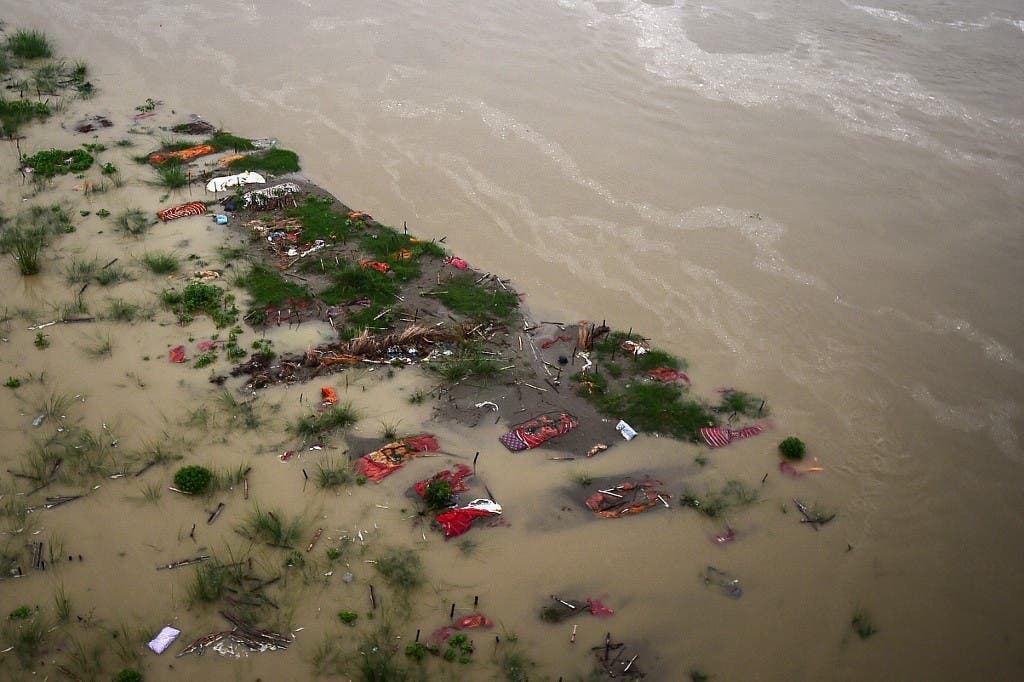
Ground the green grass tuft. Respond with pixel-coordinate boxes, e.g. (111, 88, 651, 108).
(375, 547, 423, 593)
(228, 148, 300, 174)
(432, 273, 519, 320)
(21, 148, 93, 177)
(679, 479, 758, 518)
(240, 507, 303, 547)
(6, 29, 53, 59)
(140, 251, 179, 274)
(115, 208, 153, 237)
(205, 133, 256, 151)
(291, 403, 358, 441)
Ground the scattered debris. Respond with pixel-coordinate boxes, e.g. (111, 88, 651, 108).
(586, 481, 668, 518)
(702, 565, 743, 598)
(355, 435, 440, 482)
(499, 412, 578, 452)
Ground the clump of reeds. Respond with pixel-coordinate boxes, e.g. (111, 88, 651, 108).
(1, 227, 46, 275)
(316, 459, 353, 489)
(851, 608, 878, 639)
(679, 479, 758, 518)
(428, 342, 501, 382)
(153, 159, 189, 189)
(375, 547, 423, 593)
(140, 251, 179, 274)
(291, 403, 358, 441)
(115, 208, 152, 237)
(239, 507, 303, 547)
(6, 29, 53, 59)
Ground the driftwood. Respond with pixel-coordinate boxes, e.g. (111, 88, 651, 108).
(157, 555, 211, 570)
(27, 495, 81, 513)
(794, 498, 835, 530)
(175, 611, 290, 658)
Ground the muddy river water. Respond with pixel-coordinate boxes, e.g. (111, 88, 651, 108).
(1, 1, 1022, 680)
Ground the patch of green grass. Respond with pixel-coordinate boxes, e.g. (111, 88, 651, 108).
(65, 257, 99, 284)
(206, 133, 256, 151)
(286, 196, 351, 243)
(291, 403, 358, 441)
(432, 273, 519, 320)
(228, 148, 300, 174)
(6, 29, 53, 59)
(717, 390, 765, 418)
(375, 547, 423, 593)
(236, 263, 310, 314)
(34, 331, 50, 348)
(186, 556, 245, 605)
(317, 459, 353, 489)
(423, 478, 453, 510)
(160, 282, 238, 327)
(82, 334, 114, 358)
(2, 610, 49, 667)
(240, 507, 303, 547)
(173, 465, 212, 494)
(427, 342, 501, 383)
(21, 148, 93, 177)
(319, 260, 399, 307)
(851, 608, 877, 639)
(356, 623, 412, 681)
(0, 98, 50, 137)
(105, 299, 142, 322)
(357, 225, 446, 282)
(498, 649, 533, 682)
(153, 158, 189, 189)
(574, 372, 716, 443)
(779, 436, 806, 461)
(679, 479, 758, 518)
(115, 208, 153, 237)
(140, 251, 179, 274)
(95, 264, 128, 286)
(1, 227, 46, 275)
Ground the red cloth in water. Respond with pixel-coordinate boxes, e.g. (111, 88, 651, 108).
(355, 435, 439, 482)
(414, 463, 473, 498)
(456, 613, 492, 629)
(435, 507, 497, 539)
(700, 422, 769, 449)
(586, 599, 614, 617)
(320, 386, 338, 406)
(169, 346, 186, 363)
(444, 256, 468, 269)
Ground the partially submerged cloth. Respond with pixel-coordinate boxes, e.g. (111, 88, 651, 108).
(414, 464, 473, 498)
(435, 499, 502, 538)
(499, 412, 578, 452)
(354, 435, 439, 482)
(700, 423, 769, 449)
(157, 201, 207, 222)
(585, 480, 669, 518)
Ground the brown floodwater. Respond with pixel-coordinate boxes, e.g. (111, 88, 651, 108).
(1, 1, 1023, 680)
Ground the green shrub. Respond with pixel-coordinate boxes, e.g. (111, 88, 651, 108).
(113, 669, 143, 682)
(6, 29, 53, 59)
(778, 437, 806, 461)
(337, 611, 358, 626)
(423, 479, 453, 510)
(21, 148, 93, 177)
(173, 465, 212, 494)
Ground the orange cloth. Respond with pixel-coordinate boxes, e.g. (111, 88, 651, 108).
(149, 144, 215, 165)
(358, 259, 390, 273)
(320, 387, 338, 406)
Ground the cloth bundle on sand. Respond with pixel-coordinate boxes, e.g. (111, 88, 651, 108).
(354, 435, 439, 482)
(414, 464, 473, 498)
(585, 481, 669, 518)
(499, 412, 578, 452)
(435, 499, 502, 539)
(243, 182, 301, 208)
(149, 144, 215, 165)
(700, 423, 769, 449)
(206, 171, 265, 193)
(157, 201, 207, 222)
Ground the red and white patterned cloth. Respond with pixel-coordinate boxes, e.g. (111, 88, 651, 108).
(700, 423, 769, 448)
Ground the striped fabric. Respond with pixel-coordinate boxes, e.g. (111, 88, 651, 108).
(242, 182, 301, 208)
(700, 423, 767, 449)
(156, 201, 207, 222)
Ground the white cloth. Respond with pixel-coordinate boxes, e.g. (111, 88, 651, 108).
(206, 172, 265, 193)
(148, 626, 180, 654)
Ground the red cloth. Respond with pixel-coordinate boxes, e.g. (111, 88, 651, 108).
(498, 413, 578, 452)
(169, 346, 186, 363)
(648, 367, 690, 384)
(456, 613, 492, 629)
(320, 387, 338, 406)
(700, 423, 768, 449)
(435, 507, 497, 539)
(444, 256, 468, 269)
(358, 259, 390, 273)
(414, 464, 473, 498)
(586, 599, 614, 617)
(157, 201, 207, 221)
(355, 435, 440, 482)
(540, 335, 571, 349)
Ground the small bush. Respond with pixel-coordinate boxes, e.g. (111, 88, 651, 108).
(228, 148, 300, 174)
(116, 209, 152, 237)
(337, 611, 358, 626)
(778, 437, 806, 461)
(173, 465, 212, 494)
(7, 29, 53, 59)
(21, 148, 93, 177)
(140, 252, 179, 274)
(851, 609, 877, 639)
(113, 669, 143, 682)
(423, 479, 453, 510)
